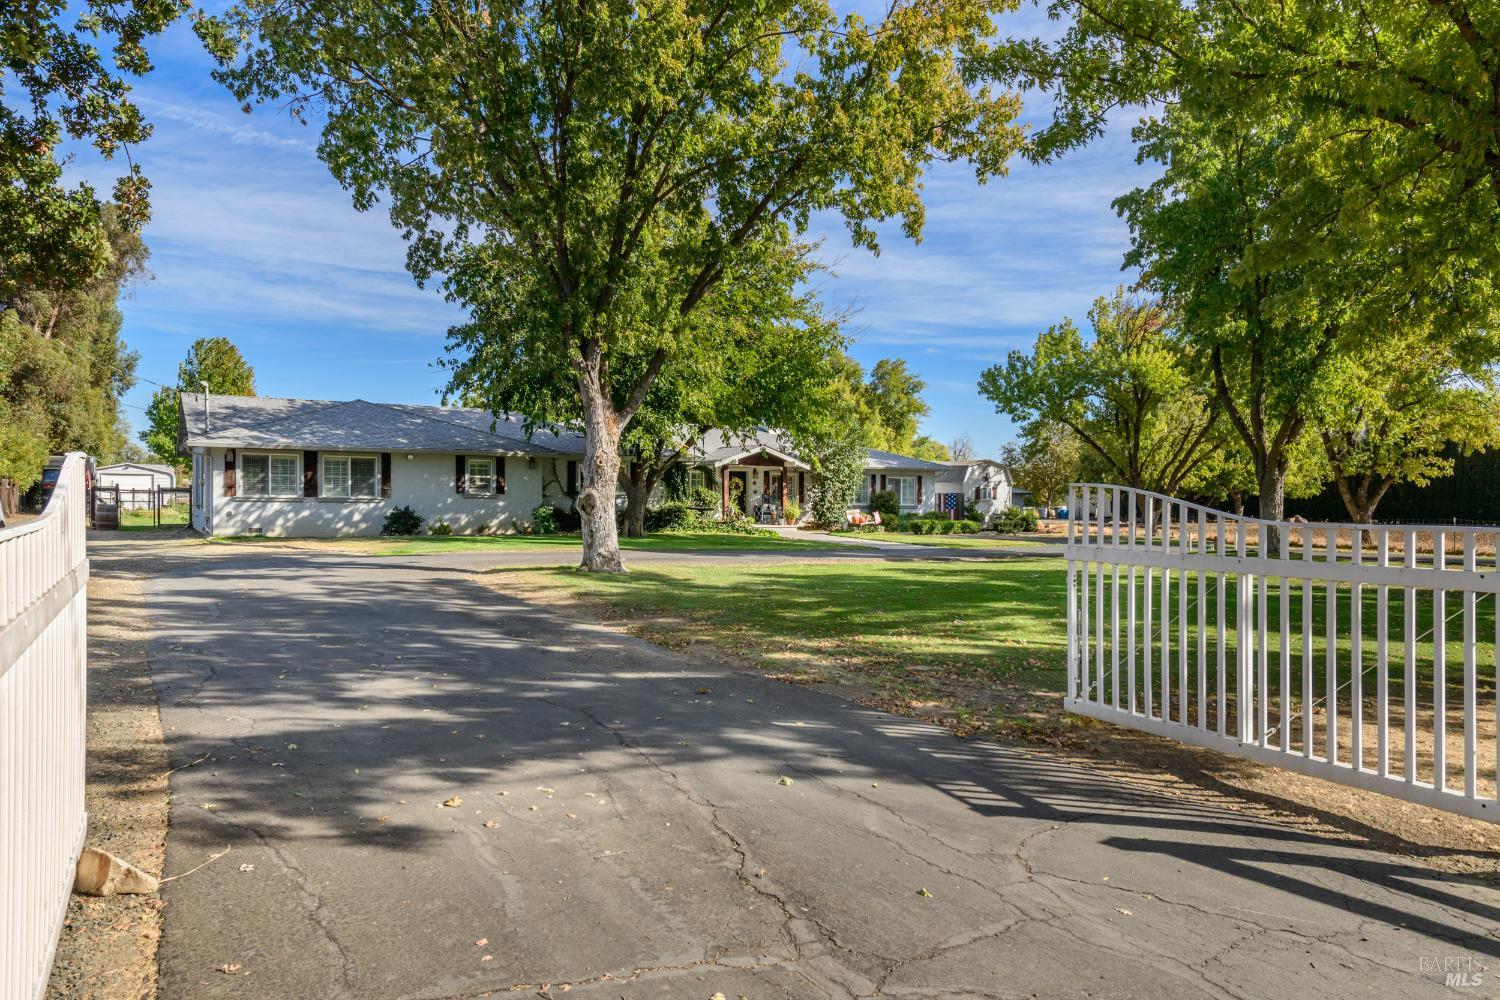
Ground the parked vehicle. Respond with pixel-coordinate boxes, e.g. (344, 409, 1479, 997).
(23, 455, 96, 513)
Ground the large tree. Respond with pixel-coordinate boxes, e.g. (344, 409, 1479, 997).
(980, 289, 1219, 497)
(1000, 425, 1079, 509)
(1113, 113, 1375, 521)
(204, 0, 1023, 571)
(142, 337, 258, 468)
(997, 0, 1500, 347)
(2, 0, 181, 303)
(1311, 343, 1500, 523)
(1, 207, 144, 499)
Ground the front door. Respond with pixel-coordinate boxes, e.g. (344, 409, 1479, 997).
(728, 471, 749, 515)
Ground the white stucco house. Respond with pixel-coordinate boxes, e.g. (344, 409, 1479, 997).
(180, 393, 955, 537)
(180, 393, 587, 537)
(682, 429, 950, 519)
(935, 459, 1027, 523)
(96, 463, 178, 508)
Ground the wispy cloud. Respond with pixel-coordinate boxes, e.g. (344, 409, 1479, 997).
(89, 15, 1154, 458)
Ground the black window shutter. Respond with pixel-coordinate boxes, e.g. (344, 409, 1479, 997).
(497, 456, 506, 494)
(303, 451, 318, 497)
(380, 453, 392, 498)
(224, 450, 236, 497)
(566, 460, 577, 496)
(455, 455, 467, 494)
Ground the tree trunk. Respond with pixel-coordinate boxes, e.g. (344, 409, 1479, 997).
(1256, 464, 1286, 555)
(1334, 474, 1394, 524)
(1228, 489, 1245, 517)
(577, 377, 626, 573)
(621, 461, 650, 538)
(1255, 466, 1285, 523)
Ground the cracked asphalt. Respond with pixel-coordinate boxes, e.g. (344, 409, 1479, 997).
(141, 548, 1500, 998)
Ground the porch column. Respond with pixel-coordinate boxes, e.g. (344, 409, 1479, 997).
(780, 471, 789, 515)
(721, 465, 730, 519)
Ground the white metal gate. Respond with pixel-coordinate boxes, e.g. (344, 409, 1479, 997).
(2, 453, 90, 999)
(1065, 483, 1500, 822)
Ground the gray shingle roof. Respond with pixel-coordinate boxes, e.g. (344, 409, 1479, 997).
(690, 429, 810, 469)
(178, 393, 585, 456)
(863, 448, 951, 471)
(683, 429, 950, 472)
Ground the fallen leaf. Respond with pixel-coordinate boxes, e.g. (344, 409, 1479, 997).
(238, 864, 255, 872)
(475, 938, 489, 947)
(777, 776, 793, 786)
(916, 888, 933, 898)
(481, 955, 493, 962)
(441, 797, 463, 808)
(200, 803, 220, 811)
(483, 820, 498, 829)
(217, 963, 241, 974)
(696, 687, 712, 695)
(286, 743, 298, 750)
(566, 813, 577, 820)
(1116, 907, 1133, 916)
(710, 993, 728, 1000)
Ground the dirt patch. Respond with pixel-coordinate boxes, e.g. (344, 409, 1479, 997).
(46, 571, 170, 1000)
(496, 570, 1500, 883)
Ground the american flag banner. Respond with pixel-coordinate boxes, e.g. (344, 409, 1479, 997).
(941, 492, 959, 517)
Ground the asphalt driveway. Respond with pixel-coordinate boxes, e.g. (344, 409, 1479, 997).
(141, 548, 1499, 998)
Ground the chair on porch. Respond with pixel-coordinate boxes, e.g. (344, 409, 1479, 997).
(757, 502, 780, 524)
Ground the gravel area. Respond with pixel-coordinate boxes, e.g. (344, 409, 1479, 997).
(46, 559, 171, 999)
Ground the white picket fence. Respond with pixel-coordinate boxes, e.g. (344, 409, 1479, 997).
(1065, 483, 1500, 822)
(1, 454, 90, 1000)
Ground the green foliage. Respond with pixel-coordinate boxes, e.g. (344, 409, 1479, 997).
(827, 354, 950, 460)
(661, 464, 689, 502)
(1311, 344, 1500, 522)
(806, 435, 867, 528)
(1115, 110, 1359, 518)
(643, 500, 774, 536)
(644, 501, 702, 533)
(429, 520, 454, 536)
(205, 0, 1025, 568)
(981, 290, 1217, 495)
(783, 501, 801, 524)
(1, 207, 143, 489)
(381, 505, 425, 535)
(885, 513, 979, 535)
(142, 337, 257, 468)
(2, 0, 180, 303)
(530, 504, 560, 534)
(868, 489, 901, 519)
(1000, 427, 1079, 509)
(993, 506, 1039, 533)
(688, 486, 721, 510)
(998, 0, 1500, 349)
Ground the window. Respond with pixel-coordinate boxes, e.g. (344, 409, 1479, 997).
(855, 478, 871, 505)
(322, 454, 378, 498)
(892, 476, 917, 507)
(687, 468, 708, 492)
(240, 452, 301, 498)
(467, 457, 496, 494)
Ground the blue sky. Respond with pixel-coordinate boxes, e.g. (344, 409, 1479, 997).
(91, 9, 1156, 458)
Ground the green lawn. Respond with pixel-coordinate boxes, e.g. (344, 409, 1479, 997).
(862, 532, 1061, 551)
(118, 503, 191, 530)
(505, 558, 1496, 746)
(211, 530, 837, 555)
(509, 558, 1073, 735)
